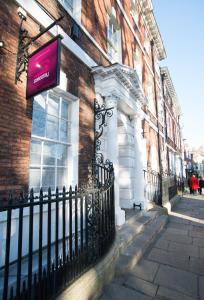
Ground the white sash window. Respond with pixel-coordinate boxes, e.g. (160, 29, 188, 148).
(29, 90, 75, 192)
(107, 7, 122, 63)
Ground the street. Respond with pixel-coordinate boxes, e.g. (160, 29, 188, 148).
(100, 195, 204, 300)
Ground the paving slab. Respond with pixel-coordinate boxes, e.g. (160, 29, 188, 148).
(99, 283, 152, 300)
(190, 227, 204, 239)
(157, 286, 198, 300)
(124, 275, 158, 297)
(168, 215, 191, 225)
(161, 232, 193, 244)
(154, 264, 198, 298)
(167, 222, 192, 231)
(129, 259, 159, 282)
(192, 225, 204, 233)
(193, 237, 204, 247)
(189, 257, 204, 275)
(154, 238, 169, 250)
(199, 276, 204, 300)
(148, 247, 190, 271)
(200, 247, 204, 259)
(168, 241, 199, 258)
(165, 227, 189, 236)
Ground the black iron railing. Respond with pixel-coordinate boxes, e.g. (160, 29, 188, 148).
(0, 162, 115, 300)
(169, 175, 184, 199)
(176, 176, 184, 193)
(143, 169, 162, 205)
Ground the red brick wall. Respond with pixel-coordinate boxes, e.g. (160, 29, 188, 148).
(0, 0, 163, 198)
(0, 0, 96, 197)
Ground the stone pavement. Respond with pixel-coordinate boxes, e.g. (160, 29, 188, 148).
(99, 195, 204, 300)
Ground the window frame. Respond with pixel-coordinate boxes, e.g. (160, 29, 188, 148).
(130, 0, 139, 28)
(57, 0, 82, 23)
(107, 10, 122, 63)
(29, 88, 79, 192)
(133, 50, 142, 82)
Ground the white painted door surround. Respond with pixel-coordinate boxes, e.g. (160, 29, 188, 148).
(118, 113, 135, 209)
(106, 96, 126, 226)
(92, 63, 147, 225)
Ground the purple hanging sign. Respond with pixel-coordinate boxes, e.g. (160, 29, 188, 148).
(26, 35, 61, 99)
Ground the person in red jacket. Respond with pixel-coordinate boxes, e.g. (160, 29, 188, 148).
(190, 175, 199, 194)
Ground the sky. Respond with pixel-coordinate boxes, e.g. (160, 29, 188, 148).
(153, 0, 204, 149)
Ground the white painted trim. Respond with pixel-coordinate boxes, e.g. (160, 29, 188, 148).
(54, 87, 78, 102)
(69, 98, 79, 186)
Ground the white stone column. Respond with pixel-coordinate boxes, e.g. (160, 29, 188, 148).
(132, 112, 146, 210)
(106, 95, 125, 226)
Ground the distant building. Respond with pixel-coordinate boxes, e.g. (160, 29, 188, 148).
(184, 145, 204, 177)
(160, 67, 183, 177)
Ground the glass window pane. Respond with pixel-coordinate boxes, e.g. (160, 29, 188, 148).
(60, 120, 69, 142)
(30, 140, 41, 165)
(46, 114, 58, 140)
(56, 144, 68, 166)
(61, 100, 69, 120)
(57, 168, 68, 189)
(47, 94, 59, 117)
(64, 0, 73, 11)
(42, 167, 55, 190)
(43, 142, 56, 165)
(32, 94, 46, 137)
(29, 168, 41, 191)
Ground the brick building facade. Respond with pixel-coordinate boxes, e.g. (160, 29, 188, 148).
(0, 0, 183, 224)
(161, 67, 183, 176)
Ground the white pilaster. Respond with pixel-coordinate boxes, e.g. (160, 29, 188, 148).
(132, 112, 146, 210)
(106, 96, 125, 226)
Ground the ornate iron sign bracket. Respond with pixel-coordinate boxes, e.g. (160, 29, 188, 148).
(15, 14, 63, 84)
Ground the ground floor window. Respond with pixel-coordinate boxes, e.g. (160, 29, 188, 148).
(29, 90, 72, 192)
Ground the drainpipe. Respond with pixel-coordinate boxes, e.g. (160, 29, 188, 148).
(150, 40, 162, 206)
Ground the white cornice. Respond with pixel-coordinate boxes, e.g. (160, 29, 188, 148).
(92, 63, 148, 106)
(139, 0, 166, 61)
(160, 67, 181, 114)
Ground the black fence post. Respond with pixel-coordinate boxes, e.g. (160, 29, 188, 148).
(16, 195, 23, 298)
(28, 188, 34, 300)
(3, 193, 12, 300)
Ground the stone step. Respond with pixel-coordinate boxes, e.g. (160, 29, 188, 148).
(56, 207, 168, 300)
(115, 214, 168, 276)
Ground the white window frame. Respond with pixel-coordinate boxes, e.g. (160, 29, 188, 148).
(107, 8, 122, 63)
(144, 37, 151, 55)
(29, 87, 79, 192)
(130, 0, 139, 27)
(57, 0, 82, 23)
(133, 50, 142, 82)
